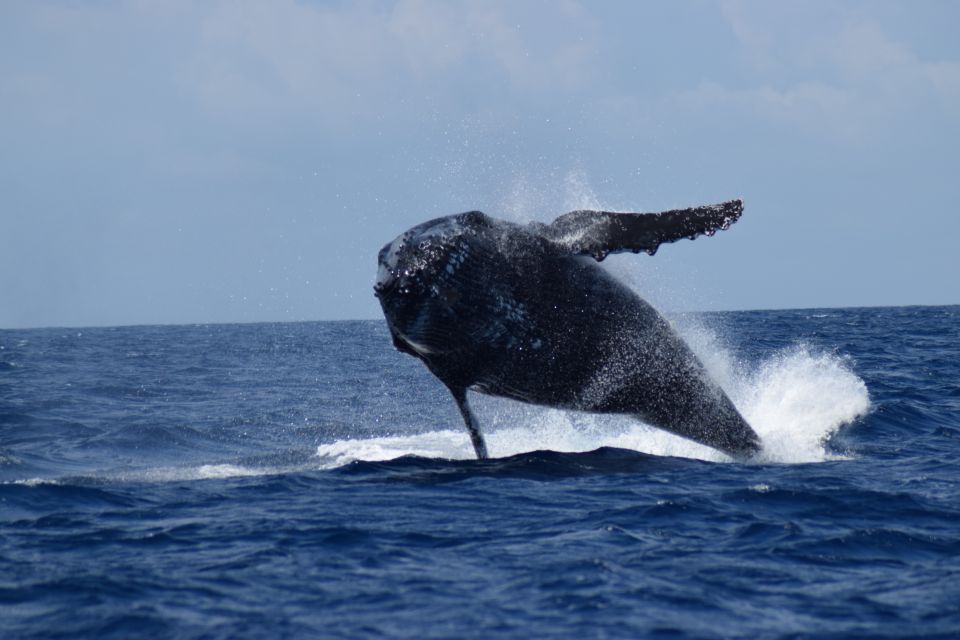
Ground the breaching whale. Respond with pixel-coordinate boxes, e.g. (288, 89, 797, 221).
(374, 199, 761, 460)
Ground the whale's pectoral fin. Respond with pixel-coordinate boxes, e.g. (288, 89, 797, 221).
(448, 386, 489, 460)
(536, 198, 743, 261)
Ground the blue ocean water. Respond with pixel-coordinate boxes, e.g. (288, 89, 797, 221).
(1, 306, 958, 638)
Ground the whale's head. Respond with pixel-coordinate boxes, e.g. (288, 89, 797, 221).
(374, 212, 491, 358)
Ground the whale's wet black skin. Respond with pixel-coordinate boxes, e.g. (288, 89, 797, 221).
(374, 200, 761, 460)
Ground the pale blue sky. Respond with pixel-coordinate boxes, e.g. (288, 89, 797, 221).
(2, 1, 958, 328)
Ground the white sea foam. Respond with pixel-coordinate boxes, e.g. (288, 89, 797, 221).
(314, 329, 870, 468)
(734, 344, 870, 463)
(316, 430, 475, 468)
(5, 477, 62, 487)
(134, 464, 278, 482)
(3, 464, 289, 486)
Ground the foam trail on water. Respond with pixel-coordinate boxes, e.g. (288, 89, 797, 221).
(316, 431, 476, 468)
(132, 464, 281, 482)
(5, 463, 306, 486)
(315, 330, 870, 467)
(314, 414, 717, 469)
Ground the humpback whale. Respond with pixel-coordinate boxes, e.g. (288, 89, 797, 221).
(374, 199, 761, 460)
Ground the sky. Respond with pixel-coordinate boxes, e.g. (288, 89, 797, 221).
(2, 0, 959, 329)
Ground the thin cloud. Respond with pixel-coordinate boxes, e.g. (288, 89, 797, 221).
(697, 3, 960, 140)
(178, 0, 600, 127)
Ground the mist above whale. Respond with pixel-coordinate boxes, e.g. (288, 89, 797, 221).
(374, 199, 761, 460)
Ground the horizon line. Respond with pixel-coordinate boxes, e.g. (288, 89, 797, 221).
(2, 302, 957, 332)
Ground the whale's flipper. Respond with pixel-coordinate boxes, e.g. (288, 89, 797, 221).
(535, 199, 743, 261)
(449, 386, 489, 460)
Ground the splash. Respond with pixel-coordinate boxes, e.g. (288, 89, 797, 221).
(735, 345, 871, 463)
(314, 339, 869, 468)
(669, 315, 870, 463)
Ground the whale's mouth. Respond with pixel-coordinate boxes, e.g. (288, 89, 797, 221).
(373, 270, 400, 299)
(374, 247, 428, 302)
(375, 217, 473, 300)
(375, 233, 409, 299)
(374, 231, 446, 352)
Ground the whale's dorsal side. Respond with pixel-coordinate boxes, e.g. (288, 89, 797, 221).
(532, 198, 743, 261)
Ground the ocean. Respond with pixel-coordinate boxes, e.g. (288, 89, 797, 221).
(1, 305, 958, 638)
